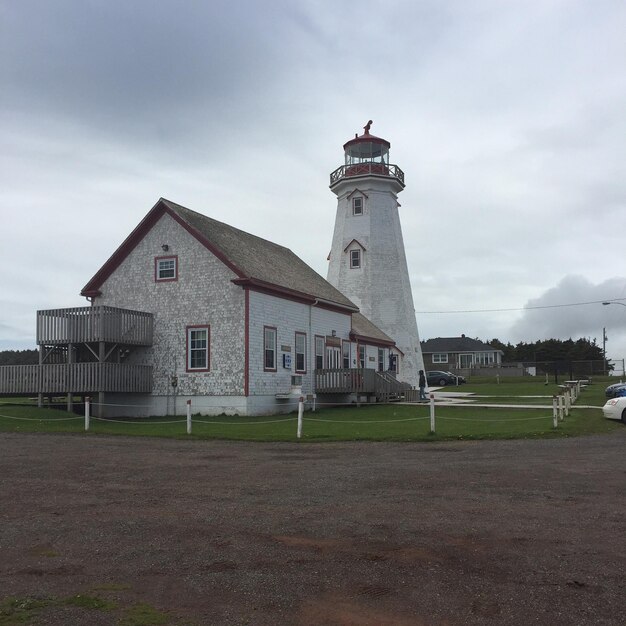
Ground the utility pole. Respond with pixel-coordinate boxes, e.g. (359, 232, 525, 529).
(603, 327, 607, 376)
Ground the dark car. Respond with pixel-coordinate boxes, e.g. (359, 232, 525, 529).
(605, 382, 626, 398)
(426, 370, 466, 386)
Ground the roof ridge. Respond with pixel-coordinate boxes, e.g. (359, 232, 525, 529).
(160, 198, 294, 254)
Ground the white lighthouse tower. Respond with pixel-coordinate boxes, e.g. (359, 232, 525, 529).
(327, 121, 424, 387)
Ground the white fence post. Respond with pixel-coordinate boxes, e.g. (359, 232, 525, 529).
(297, 398, 304, 439)
(186, 400, 192, 435)
(429, 393, 435, 433)
(558, 394, 565, 421)
(84, 396, 90, 431)
(565, 389, 571, 417)
(552, 396, 558, 428)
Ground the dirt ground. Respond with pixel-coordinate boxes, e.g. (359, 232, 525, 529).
(1, 431, 625, 626)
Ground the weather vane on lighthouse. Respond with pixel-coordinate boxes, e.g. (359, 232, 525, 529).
(363, 120, 373, 134)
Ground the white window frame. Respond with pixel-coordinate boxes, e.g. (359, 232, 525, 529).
(156, 256, 177, 282)
(352, 196, 363, 215)
(350, 249, 361, 269)
(432, 353, 448, 364)
(186, 325, 209, 371)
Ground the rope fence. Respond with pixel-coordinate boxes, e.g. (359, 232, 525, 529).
(0, 380, 586, 439)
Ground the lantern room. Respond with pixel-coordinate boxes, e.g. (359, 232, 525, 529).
(329, 120, 404, 188)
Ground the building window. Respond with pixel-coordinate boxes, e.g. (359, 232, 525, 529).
(186, 325, 209, 371)
(315, 335, 325, 370)
(378, 348, 385, 372)
(476, 352, 495, 365)
(295, 332, 306, 373)
(350, 249, 361, 269)
(432, 353, 448, 364)
(358, 345, 365, 369)
(264, 326, 277, 371)
(155, 256, 178, 282)
(342, 341, 351, 369)
(352, 197, 363, 215)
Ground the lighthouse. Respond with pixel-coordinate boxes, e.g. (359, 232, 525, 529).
(327, 121, 425, 387)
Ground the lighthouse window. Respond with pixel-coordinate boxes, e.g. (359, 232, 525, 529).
(350, 249, 361, 269)
(352, 197, 363, 215)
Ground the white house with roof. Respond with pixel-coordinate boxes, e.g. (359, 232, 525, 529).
(0, 198, 408, 416)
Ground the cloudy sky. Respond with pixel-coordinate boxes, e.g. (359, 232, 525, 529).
(1, 0, 625, 367)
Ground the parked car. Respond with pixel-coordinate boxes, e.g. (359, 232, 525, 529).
(426, 370, 466, 386)
(605, 382, 626, 398)
(602, 396, 626, 423)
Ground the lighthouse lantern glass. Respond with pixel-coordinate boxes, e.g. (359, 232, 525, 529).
(345, 141, 389, 166)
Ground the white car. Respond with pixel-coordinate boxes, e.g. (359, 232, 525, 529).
(602, 397, 626, 423)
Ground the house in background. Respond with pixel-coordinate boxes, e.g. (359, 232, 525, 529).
(0, 198, 408, 416)
(421, 335, 503, 371)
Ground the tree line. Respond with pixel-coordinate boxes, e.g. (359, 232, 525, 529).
(485, 337, 606, 364)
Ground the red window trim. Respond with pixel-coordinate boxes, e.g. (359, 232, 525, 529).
(186, 324, 210, 372)
(263, 325, 277, 372)
(295, 331, 307, 374)
(155, 255, 178, 283)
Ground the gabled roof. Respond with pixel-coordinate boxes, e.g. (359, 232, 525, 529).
(350, 312, 395, 348)
(421, 336, 502, 354)
(81, 198, 358, 311)
(343, 239, 367, 252)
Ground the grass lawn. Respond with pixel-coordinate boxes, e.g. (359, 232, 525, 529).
(0, 391, 621, 442)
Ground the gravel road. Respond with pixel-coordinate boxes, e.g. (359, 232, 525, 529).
(1, 431, 625, 625)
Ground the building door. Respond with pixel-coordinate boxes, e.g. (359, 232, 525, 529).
(326, 346, 341, 369)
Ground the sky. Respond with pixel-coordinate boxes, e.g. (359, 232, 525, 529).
(1, 0, 625, 369)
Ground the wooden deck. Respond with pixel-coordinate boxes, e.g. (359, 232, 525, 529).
(314, 368, 412, 401)
(0, 363, 152, 395)
(37, 306, 153, 346)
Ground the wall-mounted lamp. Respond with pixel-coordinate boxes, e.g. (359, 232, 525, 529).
(162, 244, 169, 252)
(331, 330, 336, 337)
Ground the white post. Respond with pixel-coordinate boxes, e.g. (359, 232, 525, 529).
(496, 374, 500, 385)
(552, 396, 558, 428)
(558, 394, 565, 421)
(297, 398, 304, 439)
(564, 389, 570, 417)
(312, 394, 316, 412)
(186, 400, 192, 435)
(84, 396, 90, 432)
(429, 393, 435, 433)
(545, 372, 549, 385)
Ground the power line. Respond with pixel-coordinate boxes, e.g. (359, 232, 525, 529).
(416, 298, 626, 314)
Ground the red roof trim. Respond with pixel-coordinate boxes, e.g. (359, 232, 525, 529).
(343, 133, 391, 150)
(346, 188, 369, 200)
(349, 332, 395, 348)
(232, 277, 358, 314)
(343, 239, 367, 253)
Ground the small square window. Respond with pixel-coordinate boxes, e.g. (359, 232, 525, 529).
(352, 197, 363, 215)
(156, 256, 178, 282)
(350, 249, 361, 269)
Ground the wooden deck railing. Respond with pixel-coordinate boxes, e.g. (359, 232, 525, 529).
(0, 363, 153, 394)
(314, 368, 411, 400)
(37, 306, 153, 346)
